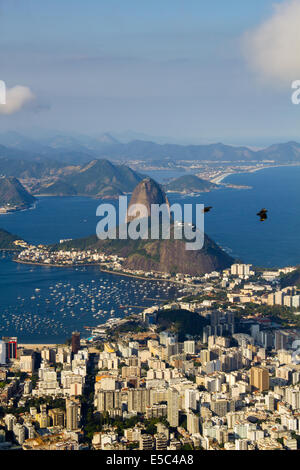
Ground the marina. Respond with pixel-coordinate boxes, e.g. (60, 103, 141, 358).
(0, 251, 181, 343)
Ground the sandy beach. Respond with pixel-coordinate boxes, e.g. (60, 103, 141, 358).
(211, 163, 300, 185)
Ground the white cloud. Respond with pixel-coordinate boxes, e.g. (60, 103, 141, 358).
(0, 85, 35, 115)
(244, 0, 300, 85)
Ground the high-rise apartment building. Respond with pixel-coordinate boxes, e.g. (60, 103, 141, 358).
(187, 412, 199, 435)
(231, 264, 252, 277)
(96, 390, 121, 413)
(167, 388, 179, 428)
(211, 399, 231, 417)
(274, 330, 289, 350)
(20, 350, 36, 373)
(128, 389, 151, 413)
(250, 366, 269, 391)
(184, 389, 197, 412)
(0, 341, 6, 364)
(71, 332, 80, 355)
(2, 337, 17, 361)
(184, 341, 195, 355)
(66, 400, 80, 431)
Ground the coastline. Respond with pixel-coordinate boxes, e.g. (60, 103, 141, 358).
(14, 258, 100, 268)
(0, 248, 21, 252)
(0, 202, 37, 216)
(212, 163, 300, 185)
(14, 255, 195, 287)
(14, 259, 183, 285)
(100, 267, 185, 285)
(19, 343, 59, 349)
(33, 193, 125, 200)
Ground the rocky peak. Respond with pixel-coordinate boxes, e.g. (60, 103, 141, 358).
(127, 177, 170, 222)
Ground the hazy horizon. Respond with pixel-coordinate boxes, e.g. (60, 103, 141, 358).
(1, 0, 300, 147)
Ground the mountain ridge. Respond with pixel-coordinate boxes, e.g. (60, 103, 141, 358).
(56, 178, 234, 276)
(0, 228, 21, 250)
(0, 176, 36, 208)
(2, 133, 300, 163)
(165, 174, 218, 193)
(32, 159, 143, 198)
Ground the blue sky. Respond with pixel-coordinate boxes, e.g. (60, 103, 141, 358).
(0, 0, 299, 146)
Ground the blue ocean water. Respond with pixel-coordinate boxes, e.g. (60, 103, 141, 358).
(196, 166, 300, 267)
(0, 197, 179, 343)
(149, 165, 300, 267)
(0, 252, 178, 343)
(0, 165, 300, 342)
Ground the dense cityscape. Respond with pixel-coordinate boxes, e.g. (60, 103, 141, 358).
(1, 0, 300, 461)
(0, 262, 300, 451)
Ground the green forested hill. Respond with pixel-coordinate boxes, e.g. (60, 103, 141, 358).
(35, 160, 142, 197)
(0, 177, 36, 207)
(156, 308, 209, 340)
(165, 174, 218, 193)
(280, 267, 300, 288)
(0, 228, 20, 249)
(55, 225, 234, 277)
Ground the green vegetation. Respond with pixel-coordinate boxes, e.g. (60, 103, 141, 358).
(156, 308, 209, 341)
(51, 176, 233, 276)
(229, 302, 300, 329)
(143, 417, 169, 435)
(0, 176, 35, 207)
(31, 374, 39, 388)
(6, 396, 66, 416)
(83, 412, 141, 443)
(9, 371, 28, 381)
(0, 155, 64, 179)
(111, 320, 148, 336)
(291, 432, 300, 449)
(84, 410, 107, 442)
(37, 159, 142, 197)
(54, 226, 233, 277)
(182, 443, 194, 450)
(0, 228, 21, 250)
(83, 412, 169, 443)
(165, 174, 217, 193)
(280, 267, 300, 288)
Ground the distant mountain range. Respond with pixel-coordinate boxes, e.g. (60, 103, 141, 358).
(1, 132, 300, 201)
(1, 131, 300, 164)
(0, 157, 64, 179)
(100, 139, 300, 163)
(0, 177, 36, 208)
(32, 160, 142, 198)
